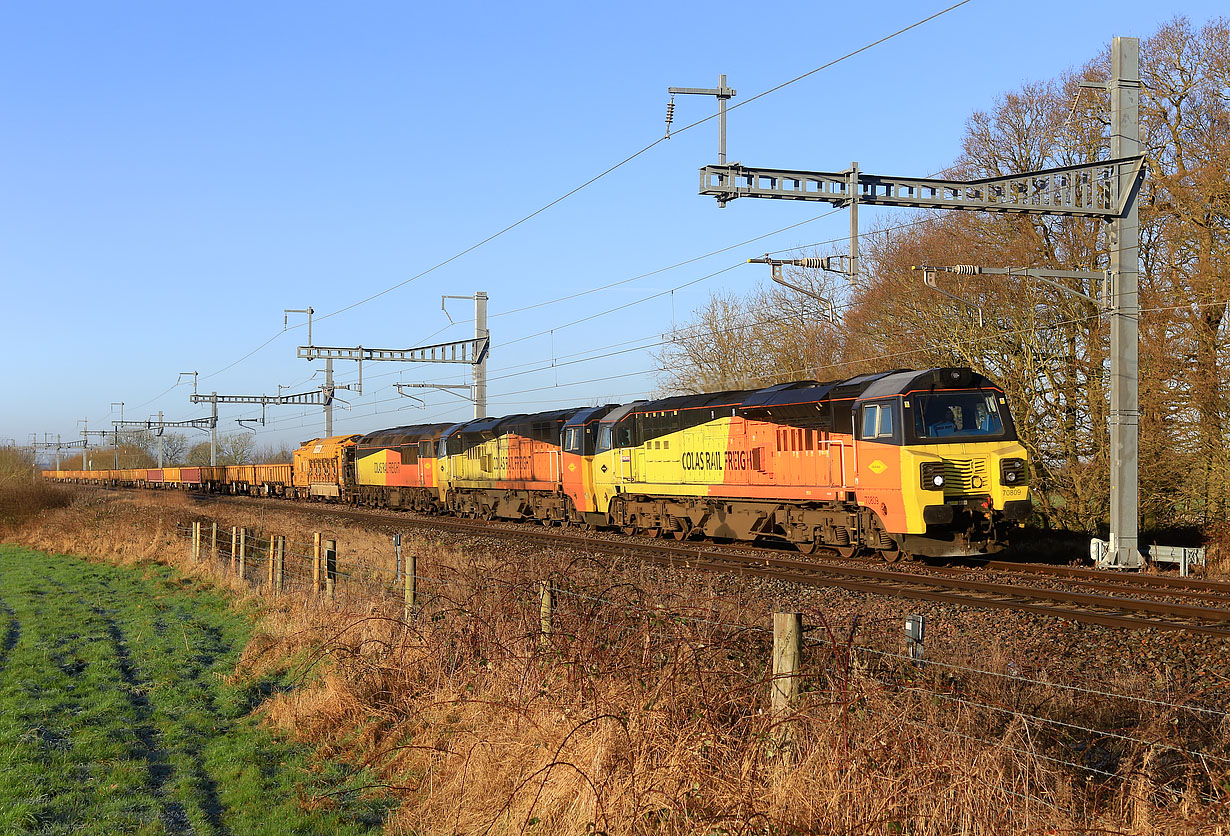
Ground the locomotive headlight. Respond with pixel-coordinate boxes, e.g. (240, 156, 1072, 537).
(1000, 458, 1027, 486)
(920, 462, 945, 490)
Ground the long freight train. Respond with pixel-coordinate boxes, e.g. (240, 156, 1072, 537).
(44, 367, 1032, 560)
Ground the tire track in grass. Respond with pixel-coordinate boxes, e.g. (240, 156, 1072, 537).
(38, 570, 195, 835)
(111, 591, 234, 835)
(0, 597, 18, 674)
(0, 552, 106, 831)
(93, 604, 195, 834)
(40, 569, 220, 835)
(0, 547, 390, 834)
(58, 570, 287, 836)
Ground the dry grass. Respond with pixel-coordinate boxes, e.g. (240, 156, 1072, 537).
(6, 486, 1230, 835)
(0, 452, 71, 529)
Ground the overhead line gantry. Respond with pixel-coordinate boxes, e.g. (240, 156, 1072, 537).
(290, 293, 491, 428)
(690, 37, 1146, 569)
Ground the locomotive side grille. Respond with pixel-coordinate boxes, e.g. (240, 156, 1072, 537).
(942, 458, 989, 494)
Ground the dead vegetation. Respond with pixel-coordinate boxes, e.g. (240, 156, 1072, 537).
(5, 486, 1229, 834)
(0, 448, 71, 528)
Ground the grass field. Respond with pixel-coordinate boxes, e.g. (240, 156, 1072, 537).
(0, 544, 389, 835)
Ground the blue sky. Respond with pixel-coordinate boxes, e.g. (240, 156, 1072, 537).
(2, 1, 1223, 459)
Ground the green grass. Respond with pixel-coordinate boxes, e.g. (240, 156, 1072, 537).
(0, 545, 391, 835)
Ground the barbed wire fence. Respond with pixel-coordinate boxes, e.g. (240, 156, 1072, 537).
(175, 519, 1230, 826)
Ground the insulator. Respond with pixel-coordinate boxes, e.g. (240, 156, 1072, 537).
(664, 100, 675, 126)
(795, 258, 826, 269)
(955, 264, 980, 275)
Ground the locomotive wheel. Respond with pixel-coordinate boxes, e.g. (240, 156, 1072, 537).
(834, 545, 859, 559)
(797, 541, 822, 555)
(621, 516, 638, 536)
(882, 549, 905, 563)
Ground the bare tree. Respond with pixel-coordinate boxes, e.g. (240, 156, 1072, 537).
(217, 433, 256, 466)
(186, 442, 212, 467)
(657, 259, 849, 394)
(155, 432, 189, 466)
(253, 442, 297, 463)
(657, 17, 1230, 538)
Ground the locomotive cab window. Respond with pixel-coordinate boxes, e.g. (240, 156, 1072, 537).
(910, 390, 1014, 443)
(859, 402, 901, 443)
(615, 421, 636, 448)
(596, 426, 613, 454)
(564, 427, 583, 454)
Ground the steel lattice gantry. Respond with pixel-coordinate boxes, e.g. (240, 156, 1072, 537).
(191, 390, 329, 408)
(693, 37, 1144, 569)
(297, 333, 491, 422)
(296, 338, 489, 366)
(190, 390, 328, 465)
(113, 417, 217, 432)
(698, 156, 1143, 218)
(113, 415, 217, 468)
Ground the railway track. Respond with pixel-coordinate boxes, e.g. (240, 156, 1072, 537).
(178, 491, 1230, 637)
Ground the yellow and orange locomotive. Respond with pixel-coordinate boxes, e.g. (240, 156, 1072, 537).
(44, 367, 1030, 559)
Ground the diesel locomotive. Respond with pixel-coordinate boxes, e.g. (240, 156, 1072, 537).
(44, 367, 1031, 560)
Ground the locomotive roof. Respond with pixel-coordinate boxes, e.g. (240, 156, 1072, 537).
(615, 368, 992, 419)
(855, 367, 995, 401)
(356, 423, 453, 446)
(461, 414, 527, 435)
(440, 422, 468, 440)
(630, 389, 758, 414)
(564, 404, 621, 427)
(421, 368, 999, 442)
(454, 407, 584, 437)
(296, 433, 361, 448)
(499, 407, 584, 427)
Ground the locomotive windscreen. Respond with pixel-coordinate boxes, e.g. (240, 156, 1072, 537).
(910, 389, 1015, 442)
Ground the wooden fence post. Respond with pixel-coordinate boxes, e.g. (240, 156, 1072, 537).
(324, 539, 336, 601)
(192, 522, 200, 561)
(238, 527, 246, 581)
(211, 522, 218, 564)
(772, 612, 802, 715)
(313, 532, 321, 594)
(404, 550, 417, 623)
(538, 581, 554, 649)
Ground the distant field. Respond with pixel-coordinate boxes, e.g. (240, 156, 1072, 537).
(0, 545, 389, 835)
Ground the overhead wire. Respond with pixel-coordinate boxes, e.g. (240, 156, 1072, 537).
(305, 0, 977, 326)
(251, 268, 1109, 434)
(242, 305, 1104, 438)
(91, 273, 1108, 444)
(255, 211, 937, 412)
(70, 3, 979, 438)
